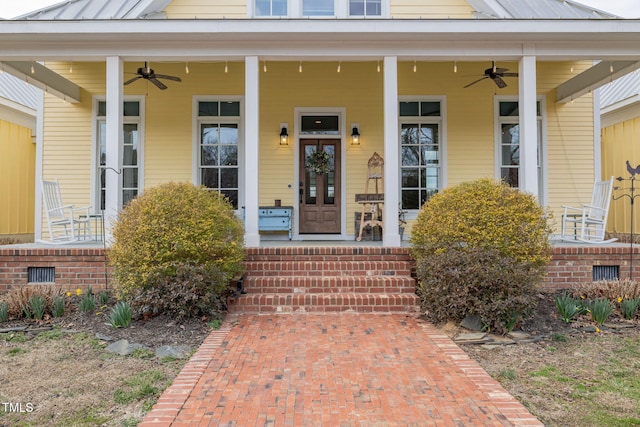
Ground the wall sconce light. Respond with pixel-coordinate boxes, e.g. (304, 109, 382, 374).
(351, 124, 360, 146)
(279, 123, 289, 145)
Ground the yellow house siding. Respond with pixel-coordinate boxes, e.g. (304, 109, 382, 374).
(602, 119, 640, 235)
(0, 120, 35, 239)
(541, 61, 595, 231)
(390, 0, 474, 18)
(259, 62, 384, 236)
(164, 0, 246, 18)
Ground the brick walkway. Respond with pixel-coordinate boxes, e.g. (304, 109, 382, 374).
(140, 314, 543, 427)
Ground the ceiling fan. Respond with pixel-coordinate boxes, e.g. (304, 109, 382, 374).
(124, 62, 182, 90)
(464, 61, 518, 89)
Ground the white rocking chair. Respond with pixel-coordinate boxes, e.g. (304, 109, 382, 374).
(561, 177, 616, 244)
(40, 178, 92, 244)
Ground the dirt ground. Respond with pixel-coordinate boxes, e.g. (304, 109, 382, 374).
(1, 292, 639, 426)
(0, 310, 212, 427)
(456, 293, 640, 427)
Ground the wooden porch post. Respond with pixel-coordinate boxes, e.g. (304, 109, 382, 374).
(104, 56, 123, 244)
(383, 56, 401, 247)
(244, 56, 260, 247)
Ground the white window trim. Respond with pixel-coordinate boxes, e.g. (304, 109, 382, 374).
(250, 0, 388, 18)
(493, 95, 547, 206)
(92, 95, 145, 214)
(192, 96, 245, 212)
(398, 96, 447, 221)
(293, 107, 348, 240)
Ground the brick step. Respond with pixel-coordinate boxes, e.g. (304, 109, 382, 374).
(243, 260, 412, 277)
(244, 248, 413, 264)
(228, 293, 421, 315)
(242, 276, 417, 294)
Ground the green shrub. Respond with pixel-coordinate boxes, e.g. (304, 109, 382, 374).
(109, 182, 244, 301)
(411, 179, 552, 334)
(411, 178, 552, 267)
(109, 301, 132, 329)
(129, 262, 230, 320)
(620, 298, 640, 320)
(52, 296, 65, 318)
(79, 293, 95, 313)
(555, 292, 587, 323)
(416, 246, 541, 334)
(28, 295, 46, 320)
(0, 301, 8, 322)
(588, 298, 614, 325)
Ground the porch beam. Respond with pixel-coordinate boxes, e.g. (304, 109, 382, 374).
(519, 55, 538, 198)
(244, 56, 260, 247)
(1, 61, 80, 103)
(383, 56, 401, 247)
(104, 56, 123, 244)
(556, 60, 640, 104)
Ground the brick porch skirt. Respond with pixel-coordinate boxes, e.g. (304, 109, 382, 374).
(1, 245, 639, 293)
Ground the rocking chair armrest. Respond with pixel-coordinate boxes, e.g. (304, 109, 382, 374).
(561, 205, 584, 213)
(581, 204, 606, 214)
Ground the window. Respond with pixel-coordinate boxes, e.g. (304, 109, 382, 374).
(303, 0, 333, 15)
(399, 100, 442, 210)
(197, 100, 241, 209)
(96, 100, 142, 211)
(496, 99, 544, 201)
(255, 0, 287, 16)
(349, 0, 381, 16)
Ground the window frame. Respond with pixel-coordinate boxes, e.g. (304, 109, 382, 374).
(250, 0, 388, 18)
(494, 96, 547, 205)
(398, 96, 447, 219)
(92, 96, 145, 214)
(192, 97, 244, 212)
(254, 0, 288, 16)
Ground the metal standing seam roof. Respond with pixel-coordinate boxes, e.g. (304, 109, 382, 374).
(15, 0, 172, 20)
(600, 72, 640, 109)
(15, 0, 619, 20)
(488, 0, 618, 19)
(0, 72, 40, 111)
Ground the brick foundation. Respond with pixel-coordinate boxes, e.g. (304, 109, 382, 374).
(1, 245, 639, 294)
(0, 247, 111, 293)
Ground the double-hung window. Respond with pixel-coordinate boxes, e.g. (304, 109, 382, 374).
(95, 99, 143, 211)
(253, 0, 384, 17)
(255, 0, 287, 16)
(496, 99, 545, 201)
(399, 100, 443, 211)
(349, 0, 381, 16)
(196, 100, 242, 209)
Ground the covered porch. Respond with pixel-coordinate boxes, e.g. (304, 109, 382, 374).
(2, 19, 640, 248)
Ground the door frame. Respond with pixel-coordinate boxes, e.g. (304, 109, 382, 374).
(293, 107, 347, 240)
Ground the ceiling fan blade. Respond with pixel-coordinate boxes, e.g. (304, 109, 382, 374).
(493, 76, 507, 88)
(495, 67, 509, 74)
(124, 76, 142, 85)
(501, 72, 519, 77)
(464, 76, 489, 88)
(153, 74, 182, 82)
(149, 78, 168, 90)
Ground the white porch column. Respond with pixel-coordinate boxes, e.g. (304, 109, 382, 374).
(244, 56, 260, 247)
(104, 56, 123, 244)
(383, 56, 401, 247)
(518, 55, 539, 198)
